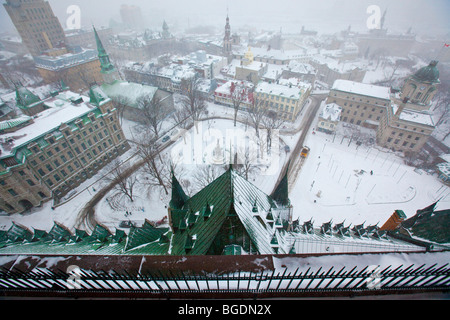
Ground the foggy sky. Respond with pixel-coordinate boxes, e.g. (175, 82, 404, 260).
(1, 0, 449, 37)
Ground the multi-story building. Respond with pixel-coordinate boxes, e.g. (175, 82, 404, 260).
(376, 61, 439, 154)
(34, 46, 103, 93)
(327, 61, 440, 155)
(310, 56, 366, 86)
(327, 79, 391, 129)
(317, 103, 342, 134)
(3, 0, 67, 57)
(254, 81, 311, 122)
(0, 86, 130, 214)
(5, 0, 105, 93)
(213, 80, 254, 109)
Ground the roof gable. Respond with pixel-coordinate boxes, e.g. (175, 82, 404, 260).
(170, 169, 289, 255)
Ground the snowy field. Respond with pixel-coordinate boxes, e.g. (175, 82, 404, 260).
(0, 100, 449, 236)
(290, 125, 450, 227)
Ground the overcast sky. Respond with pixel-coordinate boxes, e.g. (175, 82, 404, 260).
(1, 0, 449, 37)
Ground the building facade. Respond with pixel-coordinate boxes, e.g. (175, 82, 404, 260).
(0, 86, 130, 214)
(317, 103, 342, 134)
(3, 0, 67, 57)
(327, 79, 391, 129)
(254, 81, 311, 122)
(34, 47, 103, 93)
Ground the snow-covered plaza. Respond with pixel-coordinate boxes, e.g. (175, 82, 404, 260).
(0, 99, 448, 235)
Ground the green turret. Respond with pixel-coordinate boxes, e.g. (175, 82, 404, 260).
(93, 26, 119, 84)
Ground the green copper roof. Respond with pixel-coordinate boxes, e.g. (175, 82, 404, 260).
(93, 26, 116, 74)
(0, 222, 171, 256)
(89, 85, 110, 106)
(271, 164, 290, 206)
(15, 86, 41, 109)
(412, 60, 440, 84)
(170, 168, 289, 255)
(169, 173, 189, 210)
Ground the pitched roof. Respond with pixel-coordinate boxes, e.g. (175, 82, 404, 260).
(170, 168, 289, 255)
(271, 164, 290, 206)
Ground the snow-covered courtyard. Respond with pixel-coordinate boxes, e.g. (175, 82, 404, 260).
(0, 100, 449, 235)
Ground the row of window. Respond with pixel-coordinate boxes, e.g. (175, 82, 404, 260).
(386, 138, 417, 149)
(332, 92, 389, 106)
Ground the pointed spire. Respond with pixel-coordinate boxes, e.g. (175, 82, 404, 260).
(93, 25, 115, 74)
(271, 161, 290, 207)
(169, 171, 189, 210)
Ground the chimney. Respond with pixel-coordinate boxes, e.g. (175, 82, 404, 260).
(380, 210, 407, 231)
(395, 97, 409, 118)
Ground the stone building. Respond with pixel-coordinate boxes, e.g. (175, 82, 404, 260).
(34, 47, 103, 93)
(327, 61, 440, 155)
(0, 86, 130, 214)
(3, 0, 67, 57)
(327, 79, 391, 129)
(376, 61, 440, 154)
(317, 103, 342, 134)
(254, 81, 311, 122)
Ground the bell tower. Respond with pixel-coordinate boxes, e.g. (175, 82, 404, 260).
(94, 26, 120, 84)
(223, 14, 232, 60)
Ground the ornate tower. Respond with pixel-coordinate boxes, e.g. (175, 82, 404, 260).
(399, 60, 440, 111)
(223, 14, 232, 59)
(94, 26, 119, 84)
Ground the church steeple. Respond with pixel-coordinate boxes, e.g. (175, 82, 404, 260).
(93, 26, 117, 83)
(223, 13, 232, 59)
(271, 163, 290, 207)
(169, 171, 189, 210)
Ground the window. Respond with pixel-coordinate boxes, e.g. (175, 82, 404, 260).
(38, 169, 46, 176)
(54, 174, 61, 182)
(8, 189, 18, 196)
(26, 179, 35, 186)
(46, 179, 53, 187)
(38, 192, 46, 199)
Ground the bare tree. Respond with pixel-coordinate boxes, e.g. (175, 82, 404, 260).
(111, 94, 132, 125)
(234, 146, 258, 180)
(136, 94, 166, 139)
(193, 164, 225, 190)
(230, 81, 247, 127)
(180, 76, 207, 133)
(247, 98, 267, 139)
(134, 131, 169, 195)
(262, 110, 285, 151)
(106, 159, 139, 203)
(171, 105, 191, 144)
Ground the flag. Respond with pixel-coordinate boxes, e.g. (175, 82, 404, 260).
(445, 43, 450, 48)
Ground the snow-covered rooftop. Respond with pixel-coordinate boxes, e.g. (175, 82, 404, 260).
(0, 91, 95, 158)
(320, 103, 342, 122)
(101, 80, 158, 106)
(332, 79, 391, 100)
(255, 81, 303, 99)
(392, 104, 435, 127)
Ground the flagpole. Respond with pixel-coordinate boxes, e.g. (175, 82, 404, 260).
(435, 42, 450, 61)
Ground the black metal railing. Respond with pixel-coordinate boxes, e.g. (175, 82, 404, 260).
(0, 262, 449, 298)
